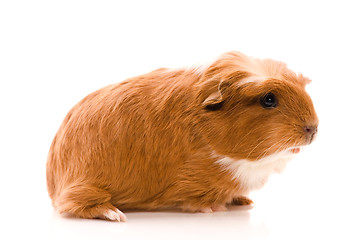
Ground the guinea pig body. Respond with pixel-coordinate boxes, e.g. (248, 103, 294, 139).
(46, 51, 318, 221)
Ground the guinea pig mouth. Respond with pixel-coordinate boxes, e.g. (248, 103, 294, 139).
(289, 147, 301, 154)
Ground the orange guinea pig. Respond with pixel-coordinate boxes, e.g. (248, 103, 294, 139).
(46, 51, 318, 222)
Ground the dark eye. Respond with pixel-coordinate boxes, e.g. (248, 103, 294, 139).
(260, 92, 278, 108)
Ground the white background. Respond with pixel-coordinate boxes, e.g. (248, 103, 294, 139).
(1, 1, 360, 239)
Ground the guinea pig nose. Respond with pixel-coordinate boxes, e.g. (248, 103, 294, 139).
(304, 125, 318, 137)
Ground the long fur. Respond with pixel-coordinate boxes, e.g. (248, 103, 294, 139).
(46, 51, 318, 220)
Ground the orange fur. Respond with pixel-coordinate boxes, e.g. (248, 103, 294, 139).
(46, 51, 318, 221)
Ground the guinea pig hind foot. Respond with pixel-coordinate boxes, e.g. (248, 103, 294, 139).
(54, 183, 127, 222)
(96, 204, 127, 222)
(70, 202, 127, 222)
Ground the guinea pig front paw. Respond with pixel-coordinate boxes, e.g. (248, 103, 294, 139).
(211, 205, 228, 212)
(231, 196, 254, 207)
(198, 205, 227, 213)
(197, 207, 213, 213)
(182, 205, 228, 213)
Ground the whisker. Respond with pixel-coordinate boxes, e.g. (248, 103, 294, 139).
(256, 135, 293, 160)
(245, 135, 273, 159)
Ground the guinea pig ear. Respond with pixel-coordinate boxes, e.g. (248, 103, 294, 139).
(202, 81, 232, 110)
(298, 74, 312, 87)
(283, 72, 312, 88)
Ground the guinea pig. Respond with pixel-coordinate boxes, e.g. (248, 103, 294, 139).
(46, 51, 318, 222)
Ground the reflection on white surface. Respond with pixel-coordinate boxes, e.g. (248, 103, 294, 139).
(48, 206, 269, 240)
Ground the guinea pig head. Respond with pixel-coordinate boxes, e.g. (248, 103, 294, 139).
(197, 54, 319, 161)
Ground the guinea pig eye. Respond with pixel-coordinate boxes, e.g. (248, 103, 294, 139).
(260, 92, 278, 108)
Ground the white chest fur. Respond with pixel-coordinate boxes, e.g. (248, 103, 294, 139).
(216, 150, 295, 192)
